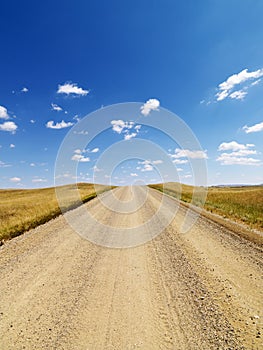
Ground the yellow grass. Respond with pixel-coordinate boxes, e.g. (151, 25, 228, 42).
(150, 182, 263, 231)
(0, 183, 111, 242)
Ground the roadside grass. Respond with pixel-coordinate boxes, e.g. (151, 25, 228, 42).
(0, 183, 111, 242)
(149, 182, 263, 231)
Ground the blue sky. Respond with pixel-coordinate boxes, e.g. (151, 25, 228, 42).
(1, 0, 263, 188)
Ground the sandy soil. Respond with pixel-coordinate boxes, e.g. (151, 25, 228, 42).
(0, 186, 262, 349)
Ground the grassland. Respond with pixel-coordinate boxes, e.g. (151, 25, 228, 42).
(0, 183, 111, 242)
(150, 182, 263, 231)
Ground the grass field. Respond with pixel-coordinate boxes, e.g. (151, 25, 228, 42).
(150, 182, 263, 231)
(1, 182, 262, 243)
(0, 183, 110, 242)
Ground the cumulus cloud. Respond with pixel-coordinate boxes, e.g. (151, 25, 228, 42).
(10, 143, 15, 148)
(140, 98, 160, 116)
(0, 121, 18, 133)
(138, 160, 162, 172)
(124, 132, 137, 140)
(71, 154, 90, 162)
(130, 173, 138, 177)
(71, 149, 90, 162)
(30, 119, 35, 124)
(10, 177, 21, 182)
(172, 159, 188, 164)
(93, 165, 102, 172)
(51, 103, 63, 111)
(217, 141, 260, 165)
(217, 154, 260, 166)
(74, 149, 83, 154)
(151, 160, 163, 165)
(141, 164, 153, 172)
(21, 87, 28, 93)
(111, 120, 134, 134)
(0, 106, 18, 132)
(0, 106, 9, 119)
(57, 82, 89, 96)
(46, 120, 73, 129)
(243, 121, 263, 134)
(111, 120, 141, 141)
(216, 68, 263, 101)
(218, 141, 254, 151)
(229, 90, 247, 100)
(170, 148, 208, 159)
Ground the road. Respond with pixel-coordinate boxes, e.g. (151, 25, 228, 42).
(0, 186, 262, 349)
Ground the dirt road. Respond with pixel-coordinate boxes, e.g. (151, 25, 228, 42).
(0, 186, 262, 349)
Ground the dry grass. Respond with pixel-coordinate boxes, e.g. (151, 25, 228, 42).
(150, 182, 263, 231)
(0, 183, 111, 242)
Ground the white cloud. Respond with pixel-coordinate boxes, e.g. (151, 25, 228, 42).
(217, 141, 260, 166)
(251, 79, 261, 86)
(21, 87, 28, 93)
(10, 143, 15, 148)
(46, 120, 73, 129)
(216, 90, 229, 101)
(137, 159, 163, 172)
(243, 121, 263, 134)
(227, 149, 257, 156)
(10, 177, 21, 182)
(0, 106, 9, 119)
(72, 115, 80, 122)
(30, 163, 35, 167)
(111, 120, 134, 134)
(229, 90, 247, 100)
(218, 141, 254, 151)
(57, 82, 89, 96)
(71, 149, 90, 162)
(93, 165, 102, 172)
(32, 178, 47, 183)
(141, 98, 160, 116)
(130, 173, 138, 177)
(30, 119, 35, 124)
(0, 104, 16, 131)
(216, 68, 263, 101)
(0, 160, 11, 168)
(141, 164, 153, 172)
(71, 154, 90, 162)
(172, 159, 188, 164)
(51, 103, 63, 111)
(111, 120, 140, 141)
(217, 154, 260, 166)
(91, 147, 99, 153)
(170, 148, 208, 159)
(0, 121, 18, 133)
(124, 132, 137, 140)
(152, 160, 163, 165)
(74, 149, 83, 154)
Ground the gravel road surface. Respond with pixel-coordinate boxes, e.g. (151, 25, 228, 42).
(0, 186, 262, 349)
